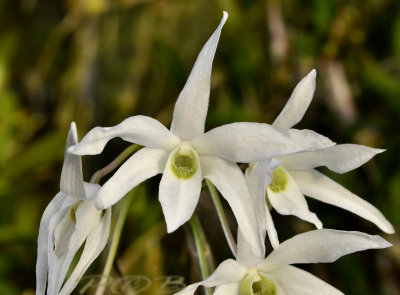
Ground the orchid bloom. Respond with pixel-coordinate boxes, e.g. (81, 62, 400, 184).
(174, 228, 391, 295)
(69, 12, 334, 256)
(36, 122, 111, 295)
(246, 70, 394, 249)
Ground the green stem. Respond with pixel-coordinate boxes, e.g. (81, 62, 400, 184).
(95, 191, 135, 295)
(205, 179, 237, 258)
(90, 144, 141, 184)
(189, 215, 213, 295)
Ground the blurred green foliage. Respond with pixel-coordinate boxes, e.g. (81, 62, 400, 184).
(0, 0, 399, 294)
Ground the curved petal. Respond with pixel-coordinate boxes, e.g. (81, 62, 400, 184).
(257, 229, 391, 272)
(268, 266, 344, 295)
(69, 115, 180, 155)
(291, 169, 395, 234)
(50, 201, 102, 293)
(159, 149, 202, 233)
(214, 282, 240, 295)
(47, 210, 80, 294)
(173, 259, 246, 295)
(192, 123, 334, 163)
(237, 229, 265, 268)
(245, 161, 280, 249)
(278, 144, 384, 174)
(95, 148, 169, 209)
(61, 122, 86, 199)
(58, 208, 111, 295)
(36, 192, 66, 295)
(201, 155, 264, 257)
(273, 70, 316, 129)
(170, 12, 228, 140)
(83, 182, 101, 200)
(267, 166, 322, 229)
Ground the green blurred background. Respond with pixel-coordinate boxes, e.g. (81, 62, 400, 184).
(0, 0, 399, 294)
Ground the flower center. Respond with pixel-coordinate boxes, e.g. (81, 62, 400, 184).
(268, 166, 288, 193)
(171, 143, 198, 179)
(240, 270, 277, 295)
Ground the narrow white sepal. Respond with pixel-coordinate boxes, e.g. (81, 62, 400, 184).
(292, 169, 395, 234)
(170, 12, 228, 140)
(58, 208, 111, 295)
(36, 192, 66, 295)
(60, 122, 86, 199)
(257, 229, 391, 272)
(273, 69, 316, 129)
(192, 122, 334, 163)
(278, 144, 385, 174)
(201, 155, 264, 258)
(95, 148, 169, 209)
(68, 115, 180, 155)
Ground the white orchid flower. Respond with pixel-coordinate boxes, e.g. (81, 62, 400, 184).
(69, 12, 334, 256)
(246, 70, 394, 249)
(36, 122, 111, 295)
(174, 228, 391, 295)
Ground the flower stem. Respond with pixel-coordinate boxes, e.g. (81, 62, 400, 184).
(189, 215, 213, 295)
(205, 179, 237, 258)
(95, 190, 135, 295)
(90, 144, 141, 184)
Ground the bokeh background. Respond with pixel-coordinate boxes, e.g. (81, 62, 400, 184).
(0, 0, 399, 294)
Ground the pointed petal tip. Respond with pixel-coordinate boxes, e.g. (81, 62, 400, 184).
(222, 11, 228, 22)
(68, 122, 79, 146)
(383, 222, 395, 235)
(374, 235, 392, 248)
(166, 222, 179, 234)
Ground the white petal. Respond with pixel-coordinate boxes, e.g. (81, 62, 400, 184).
(36, 192, 66, 295)
(273, 70, 316, 129)
(173, 259, 246, 295)
(159, 149, 202, 233)
(60, 122, 86, 199)
(267, 166, 322, 229)
(49, 201, 101, 293)
(192, 123, 334, 163)
(201, 155, 264, 257)
(257, 229, 391, 272)
(245, 161, 280, 249)
(170, 12, 228, 140)
(237, 229, 265, 268)
(268, 266, 344, 295)
(47, 210, 79, 294)
(68, 115, 180, 155)
(278, 144, 385, 174)
(58, 208, 111, 295)
(291, 169, 395, 234)
(214, 282, 240, 295)
(70, 201, 102, 246)
(83, 182, 101, 200)
(95, 147, 169, 209)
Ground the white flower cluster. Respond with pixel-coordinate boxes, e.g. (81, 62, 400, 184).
(36, 11, 394, 295)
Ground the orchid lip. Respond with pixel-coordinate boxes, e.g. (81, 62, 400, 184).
(170, 142, 199, 179)
(268, 166, 288, 193)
